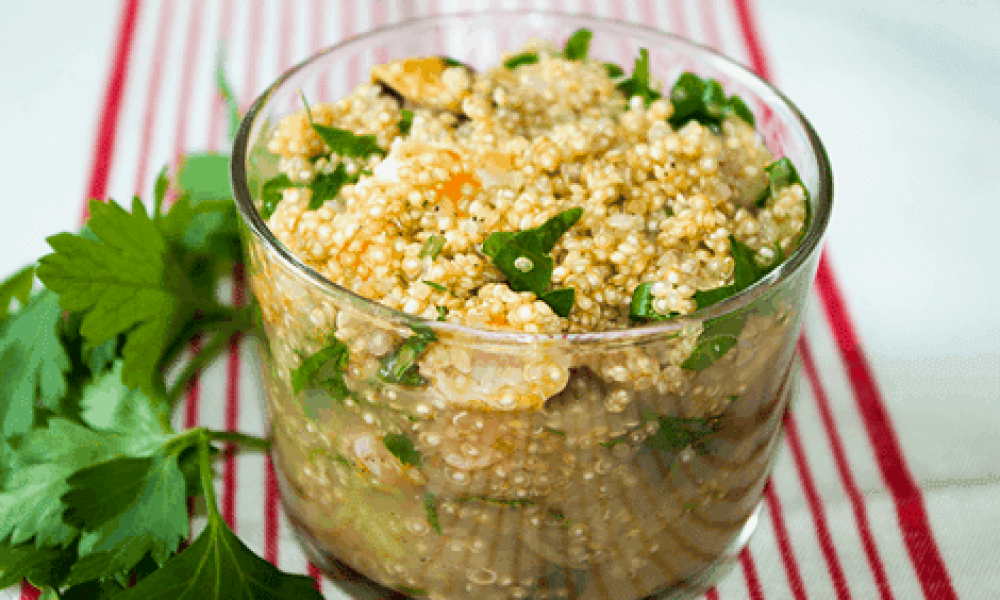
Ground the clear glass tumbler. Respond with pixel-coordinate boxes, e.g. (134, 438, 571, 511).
(232, 10, 832, 600)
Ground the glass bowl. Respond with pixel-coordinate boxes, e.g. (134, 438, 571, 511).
(232, 10, 832, 600)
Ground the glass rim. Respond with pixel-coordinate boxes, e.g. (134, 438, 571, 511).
(231, 9, 833, 347)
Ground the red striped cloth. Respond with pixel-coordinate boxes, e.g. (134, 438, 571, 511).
(13, 1, 960, 599)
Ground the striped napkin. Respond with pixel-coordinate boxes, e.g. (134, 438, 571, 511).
(9, 1, 961, 598)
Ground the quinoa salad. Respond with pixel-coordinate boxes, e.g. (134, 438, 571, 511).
(245, 28, 813, 600)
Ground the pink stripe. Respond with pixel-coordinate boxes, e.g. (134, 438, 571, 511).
(739, 548, 765, 600)
(699, 0, 725, 51)
(669, 0, 688, 35)
(785, 414, 853, 597)
(814, 256, 959, 599)
(170, 1, 204, 164)
(79, 0, 141, 221)
(131, 0, 176, 198)
(799, 336, 896, 600)
(764, 484, 808, 599)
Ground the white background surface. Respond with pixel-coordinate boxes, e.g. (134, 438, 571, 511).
(2, 0, 999, 595)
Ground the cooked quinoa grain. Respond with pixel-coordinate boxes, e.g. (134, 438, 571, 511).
(247, 32, 814, 600)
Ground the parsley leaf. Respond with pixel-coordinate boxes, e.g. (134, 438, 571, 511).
(36, 198, 191, 394)
(667, 72, 755, 131)
(563, 28, 592, 61)
(756, 157, 811, 242)
(629, 282, 675, 323)
(175, 152, 232, 204)
(307, 163, 352, 209)
(379, 326, 435, 386)
(399, 109, 414, 135)
(436, 306, 448, 321)
(642, 411, 722, 453)
(616, 48, 661, 108)
(78, 360, 170, 435)
(681, 236, 766, 371)
(0, 290, 70, 436)
(62, 452, 190, 584)
(539, 288, 575, 318)
(0, 540, 76, 590)
(604, 62, 625, 78)
(504, 52, 539, 70)
(0, 265, 36, 325)
(419, 235, 445, 260)
(291, 338, 351, 402)
(0, 419, 166, 547)
(423, 493, 441, 534)
(422, 281, 451, 295)
(310, 124, 387, 159)
(112, 436, 323, 600)
(482, 208, 582, 316)
(259, 174, 294, 220)
(382, 433, 422, 467)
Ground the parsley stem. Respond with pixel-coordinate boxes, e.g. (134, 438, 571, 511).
(165, 311, 251, 410)
(205, 429, 271, 453)
(197, 430, 221, 520)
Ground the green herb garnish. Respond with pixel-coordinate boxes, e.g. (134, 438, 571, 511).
(455, 495, 535, 508)
(680, 236, 770, 371)
(629, 282, 676, 323)
(667, 71, 754, 132)
(419, 235, 446, 260)
(616, 48, 661, 108)
(424, 492, 441, 534)
(290, 337, 351, 402)
(481, 208, 582, 317)
(604, 62, 625, 78)
(382, 433, 422, 467)
(307, 163, 352, 209)
(301, 94, 386, 159)
(563, 28, 592, 60)
(756, 158, 811, 240)
(504, 52, 540, 70)
(379, 325, 435, 386)
(398, 109, 414, 135)
(642, 410, 722, 453)
(422, 281, 451, 295)
(436, 306, 448, 321)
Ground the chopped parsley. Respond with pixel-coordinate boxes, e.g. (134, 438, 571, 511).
(667, 71, 754, 132)
(382, 432, 422, 467)
(616, 48, 661, 108)
(379, 325, 435, 386)
(398, 109, 414, 135)
(481, 208, 582, 318)
(422, 280, 451, 295)
(629, 282, 676, 323)
(604, 62, 625, 78)
(419, 235, 446, 260)
(424, 492, 442, 534)
(562, 28, 592, 61)
(503, 52, 540, 70)
(290, 337, 352, 401)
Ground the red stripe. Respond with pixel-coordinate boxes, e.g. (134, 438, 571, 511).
(739, 548, 765, 600)
(814, 257, 959, 599)
(308, 563, 323, 591)
(799, 336, 896, 599)
(785, 414, 853, 597)
(763, 484, 808, 600)
(264, 453, 281, 565)
(706, 588, 721, 600)
(19, 583, 39, 600)
(731, 0, 774, 81)
(79, 0, 141, 221)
